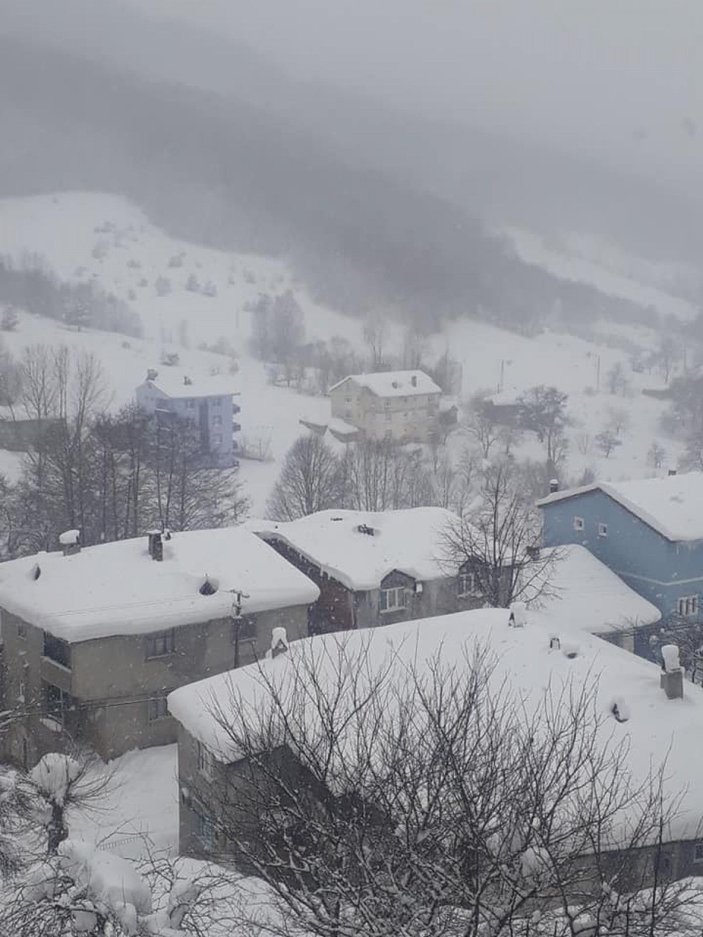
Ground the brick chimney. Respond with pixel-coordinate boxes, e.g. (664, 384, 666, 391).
(147, 530, 164, 562)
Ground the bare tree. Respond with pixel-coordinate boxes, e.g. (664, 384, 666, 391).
(516, 385, 570, 471)
(201, 634, 689, 937)
(267, 434, 345, 520)
(362, 310, 387, 369)
(595, 429, 622, 459)
(440, 460, 556, 606)
(340, 439, 434, 512)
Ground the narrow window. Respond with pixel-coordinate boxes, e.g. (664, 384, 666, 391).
(17, 622, 26, 640)
(194, 804, 214, 849)
(457, 569, 480, 597)
(197, 741, 214, 779)
(573, 516, 585, 531)
(598, 522, 608, 537)
(694, 842, 703, 863)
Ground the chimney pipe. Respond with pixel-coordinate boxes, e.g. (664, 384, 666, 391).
(411, 375, 417, 387)
(549, 478, 559, 494)
(147, 368, 158, 381)
(668, 468, 677, 476)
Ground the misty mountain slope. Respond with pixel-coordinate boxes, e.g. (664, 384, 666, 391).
(0, 34, 653, 333)
(5, 0, 703, 266)
(0, 191, 685, 512)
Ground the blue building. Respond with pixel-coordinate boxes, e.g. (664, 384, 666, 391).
(538, 473, 703, 645)
(135, 369, 241, 468)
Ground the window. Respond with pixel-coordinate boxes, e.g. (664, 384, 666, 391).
(212, 415, 222, 427)
(384, 399, 391, 408)
(677, 595, 699, 618)
(42, 682, 77, 724)
(197, 741, 214, 779)
(17, 621, 26, 640)
(43, 632, 71, 669)
(186, 399, 195, 409)
(146, 629, 175, 659)
(212, 397, 222, 407)
(694, 842, 703, 863)
(385, 412, 392, 420)
(380, 586, 407, 613)
(213, 433, 223, 446)
(148, 695, 169, 722)
(457, 569, 481, 597)
(573, 516, 585, 531)
(194, 804, 214, 849)
(598, 522, 608, 537)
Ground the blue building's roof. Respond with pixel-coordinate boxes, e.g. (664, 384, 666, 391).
(538, 472, 703, 543)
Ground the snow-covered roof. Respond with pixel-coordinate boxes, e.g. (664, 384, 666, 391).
(253, 508, 457, 590)
(527, 545, 661, 635)
(168, 608, 703, 840)
(0, 528, 319, 642)
(140, 372, 238, 399)
(537, 472, 703, 542)
(329, 370, 440, 398)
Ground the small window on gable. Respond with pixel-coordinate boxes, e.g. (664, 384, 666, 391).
(694, 842, 703, 863)
(457, 569, 481, 598)
(598, 522, 608, 538)
(197, 741, 214, 779)
(573, 516, 585, 531)
(17, 622, 26, 640)
(380, 586, 407, 613)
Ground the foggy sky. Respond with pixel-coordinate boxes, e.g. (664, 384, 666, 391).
(118, 0, 703, 191)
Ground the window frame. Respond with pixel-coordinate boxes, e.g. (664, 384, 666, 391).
(42, 681, 77, 725)
(147, 695, 169, 722)
(43, 632, 72, 669)
(196, 741, 214, 779)
(573, 516, 585, 531)
(597, 522, 608, 538)
(146, 629, 176, 660)
(193, 803, 215, 850)
(380, 586, 407, 613)
(694, 841, 703, 863)
(457, 569, 481, 598)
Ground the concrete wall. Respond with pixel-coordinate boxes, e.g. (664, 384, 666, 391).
(0, 602, 309, 764)
(541, 490, 703, 621)
(330, 380, 440, 443)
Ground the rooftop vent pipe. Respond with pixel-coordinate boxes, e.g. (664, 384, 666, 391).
(59, 529, 81, 556)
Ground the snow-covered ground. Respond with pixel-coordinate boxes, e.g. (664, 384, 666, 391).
(71, 745, 178, 859)
(503, 226, 700, 322)
(0, 191, 690, 510)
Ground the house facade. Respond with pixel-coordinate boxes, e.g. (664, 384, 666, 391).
(328, 370, 441, 443)
(254, 508, 486, 635)
(538, 473, 703, 655)
(168, 609, 703, 884)
(0, 527, 319, 766)
(135, 369, 240, 467)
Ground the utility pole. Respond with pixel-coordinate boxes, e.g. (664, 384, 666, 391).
(228, 588, 250, 668)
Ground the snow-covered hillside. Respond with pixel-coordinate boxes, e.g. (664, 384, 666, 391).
(0, 191, 687, 509)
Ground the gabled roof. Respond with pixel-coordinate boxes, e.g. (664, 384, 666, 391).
(168, 608, 703, 842)
(328, 370, 440, 398)
(251, 508, 457, 591)
(0, 528, 319, 642)
(139, 372, 238, 399)
(537, 472, 703, 543)
(527, 545, 661, 634)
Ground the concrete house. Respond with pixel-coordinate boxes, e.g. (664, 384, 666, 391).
(0, 527, 319, 766)
(254, 508, 485, 634)
(168, 609, 703, 883)
(538, 472, 703, 654)
(135, 369, 241, 467)
(328, 370, 441, 443)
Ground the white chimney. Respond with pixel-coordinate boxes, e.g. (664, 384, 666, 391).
(59, 529, 81, 556)
(549, 478, 559, 494)
(271, 627, 288, 659)
(411, 375, 417, 387)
